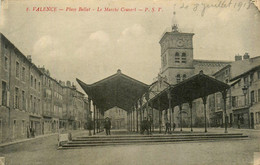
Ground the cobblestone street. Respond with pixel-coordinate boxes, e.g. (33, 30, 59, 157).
(0, 128, 259, 165)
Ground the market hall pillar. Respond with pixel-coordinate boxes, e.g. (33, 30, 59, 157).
(93, 103, 96, 135)
(158, 99, 162, 133)
(128, 112, 130, 131)
(133, 106, 135, 132)
(97, 107, 99, 133)
(145, 92, 149, 119)
(202, 96, 208, 133)
(131, 109, 133, 131)
(189, 101, 193, 132)
(222, 89, 228, 133)
(139, 99, 143, 126)
(167, 90, 172, 132)
(151, 102, 154, 132)
(136, 103, 139, 133)
(88, 98, 92, 136)
(179, 104, 183, 132)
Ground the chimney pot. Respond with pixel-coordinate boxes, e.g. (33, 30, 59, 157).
(243, 53, 250, 60)
(235, 55, 242, 61)
(66, 81, 71, 87)
(27, 55, 32, 62)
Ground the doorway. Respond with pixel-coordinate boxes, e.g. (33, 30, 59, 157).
(0, 120, 2, 143)
(230, 113, 233, 127)
(250, 113, 254, 129)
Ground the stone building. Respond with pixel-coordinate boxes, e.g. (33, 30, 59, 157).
(0, 33, 90, 143)
(144, 19, 232, 128)
(39, 67, 65, 134)
(145, 16, 260, 130)
(62, 82, 87, 130)
(0, 33, 43, 143)
(40, 68, 54, 134)
(211, 55, 260, 129)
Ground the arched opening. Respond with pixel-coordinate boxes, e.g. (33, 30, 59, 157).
(181, 53, 186, 63)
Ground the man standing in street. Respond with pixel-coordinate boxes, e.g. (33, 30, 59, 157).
(104, 117, 111, 135)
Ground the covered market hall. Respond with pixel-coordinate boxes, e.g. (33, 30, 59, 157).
(76, 69, 230, 135)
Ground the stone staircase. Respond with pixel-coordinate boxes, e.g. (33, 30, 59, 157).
(58, 132, 248, 149)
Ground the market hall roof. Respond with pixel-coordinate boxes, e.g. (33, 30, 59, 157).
(149, 71, 230, 110)
(76, 69, 149, 112)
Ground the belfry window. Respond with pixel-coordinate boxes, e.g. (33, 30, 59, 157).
(181, 53, 186, 63)
(176, 74, 181, 83)
(175, 52, 180, 63)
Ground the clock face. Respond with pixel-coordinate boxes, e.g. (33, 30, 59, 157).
(177, 39, 184, 47)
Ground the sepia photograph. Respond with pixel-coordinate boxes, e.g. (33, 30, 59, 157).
(0, 0, 259, 164)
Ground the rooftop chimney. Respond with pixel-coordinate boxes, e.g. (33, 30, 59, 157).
(27, 55, 32, 62)
(235, 55, 242, 61)
(66, 81, 71, 87)
(243, 53, 250, 60)
(46, 70, 50, 76)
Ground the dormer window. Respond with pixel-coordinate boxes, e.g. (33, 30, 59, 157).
(181, 53, 186, 63)
(175, 52, 180, 63)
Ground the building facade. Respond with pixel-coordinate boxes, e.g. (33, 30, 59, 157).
(148, 20, 260, 129)
(144, 22, 232, 129)
(0, 33, 90, 143)
(211, 55, 260, 129)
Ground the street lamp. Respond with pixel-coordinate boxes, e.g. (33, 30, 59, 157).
(242, 86, 248, 106)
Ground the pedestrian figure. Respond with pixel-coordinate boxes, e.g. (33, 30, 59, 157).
(31, 128, 35, 138)
(86, 120, 93, 136)
(172, 123, 176, 132)
(27, 126, 30, 138)
(148, 115, 153, 135)
(141, 117, 150, 135)
(238, 118, 241, 129)
(165, 121, 171, 134)
(104, 117, 111, 135)
(29, 127, 33, 138)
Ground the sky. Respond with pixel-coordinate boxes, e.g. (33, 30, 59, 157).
(0, 0, 259, 89)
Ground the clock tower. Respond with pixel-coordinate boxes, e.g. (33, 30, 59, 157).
(159, 12, 195, 84)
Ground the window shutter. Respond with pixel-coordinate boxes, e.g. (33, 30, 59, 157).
(14, 94, 16, 108)
(25, 99, 27, 111)
(0, 91, 1, 106)
(7, 91, 10, 107)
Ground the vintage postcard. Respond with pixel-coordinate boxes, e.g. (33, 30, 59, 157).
(0, 0, 259, 164)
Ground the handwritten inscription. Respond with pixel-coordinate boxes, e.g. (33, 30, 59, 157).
(177, 0, 254, 16)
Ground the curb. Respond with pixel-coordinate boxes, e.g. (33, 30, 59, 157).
(0, 130, 87, 148)
(0, 133, 58, 148)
